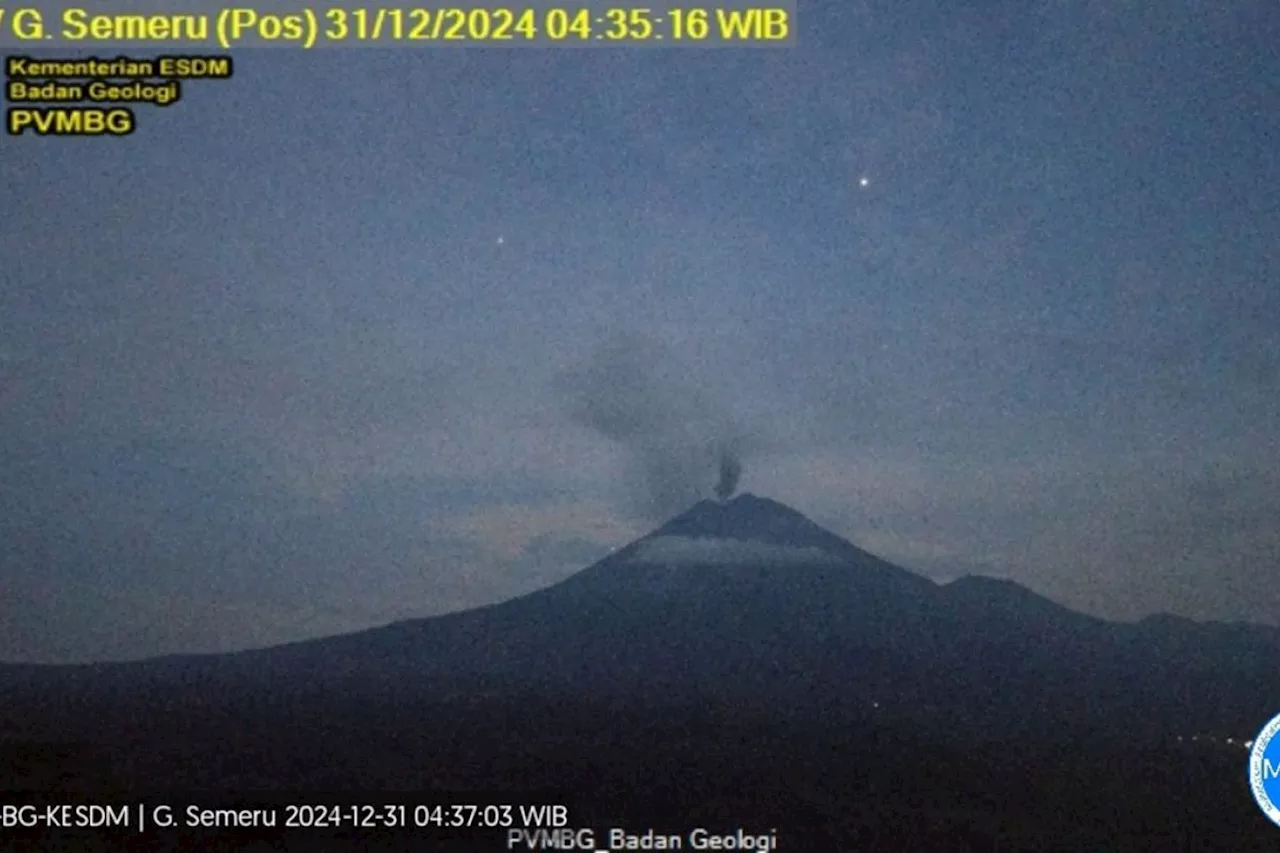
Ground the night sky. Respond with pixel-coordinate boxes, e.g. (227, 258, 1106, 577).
(2, 0, 1278, 662)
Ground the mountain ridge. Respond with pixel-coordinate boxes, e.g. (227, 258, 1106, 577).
(3, 494, 1274, 729)
(3, 493, 1277, 851)
(2, 492, 1278, 669)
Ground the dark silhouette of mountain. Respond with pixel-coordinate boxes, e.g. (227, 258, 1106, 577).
(3, 493, 1280, 850)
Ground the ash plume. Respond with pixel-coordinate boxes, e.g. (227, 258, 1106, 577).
(715, 446, 742, 501)
(558, 334, 754, 519)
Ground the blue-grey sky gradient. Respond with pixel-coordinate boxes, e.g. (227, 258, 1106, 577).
(2, 0, 1278, 661)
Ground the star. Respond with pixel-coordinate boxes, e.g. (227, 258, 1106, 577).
(858, 176, 870, 188)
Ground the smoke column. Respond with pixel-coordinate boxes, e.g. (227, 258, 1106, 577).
(715, 447, 742, 501)
(558, 333, 752, 519)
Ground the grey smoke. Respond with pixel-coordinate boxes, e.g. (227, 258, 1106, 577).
(716, 446, 742, 501)
(558, 334, 753, 519)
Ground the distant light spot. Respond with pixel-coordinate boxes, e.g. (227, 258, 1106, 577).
(858, 176, 870, 188)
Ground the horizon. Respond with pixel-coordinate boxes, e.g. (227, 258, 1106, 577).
(5, 490, 1275, 667)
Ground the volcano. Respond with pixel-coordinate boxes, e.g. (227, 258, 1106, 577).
(8, 494, 1280, 715)
(4, 494, 1280, 848)
(199, 494, 948, 697)
(12, 492, 1271, 738)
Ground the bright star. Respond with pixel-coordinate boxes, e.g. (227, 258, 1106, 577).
(858, 176, 870, 188)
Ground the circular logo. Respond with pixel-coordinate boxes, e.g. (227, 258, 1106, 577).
(1250, 712, 1280, 828)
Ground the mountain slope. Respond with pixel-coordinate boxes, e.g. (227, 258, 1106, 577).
(4, 493, 1279, 851)
(2, 493, 1278, 743)
(203, 494, 945, 690)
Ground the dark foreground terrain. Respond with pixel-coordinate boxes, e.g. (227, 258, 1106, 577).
(1, 682, 1274, 851)
(3, 496, 1278, 850)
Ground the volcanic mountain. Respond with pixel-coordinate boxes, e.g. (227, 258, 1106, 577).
(198, 493, 948, 694)
(9, 493, 1273, 740)
(5, 495, 1280, 849)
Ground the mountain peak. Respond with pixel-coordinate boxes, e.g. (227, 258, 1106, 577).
(553, 492, 934, 600)
(607, 494, 856, 570)
(651, 492, 832, 546)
